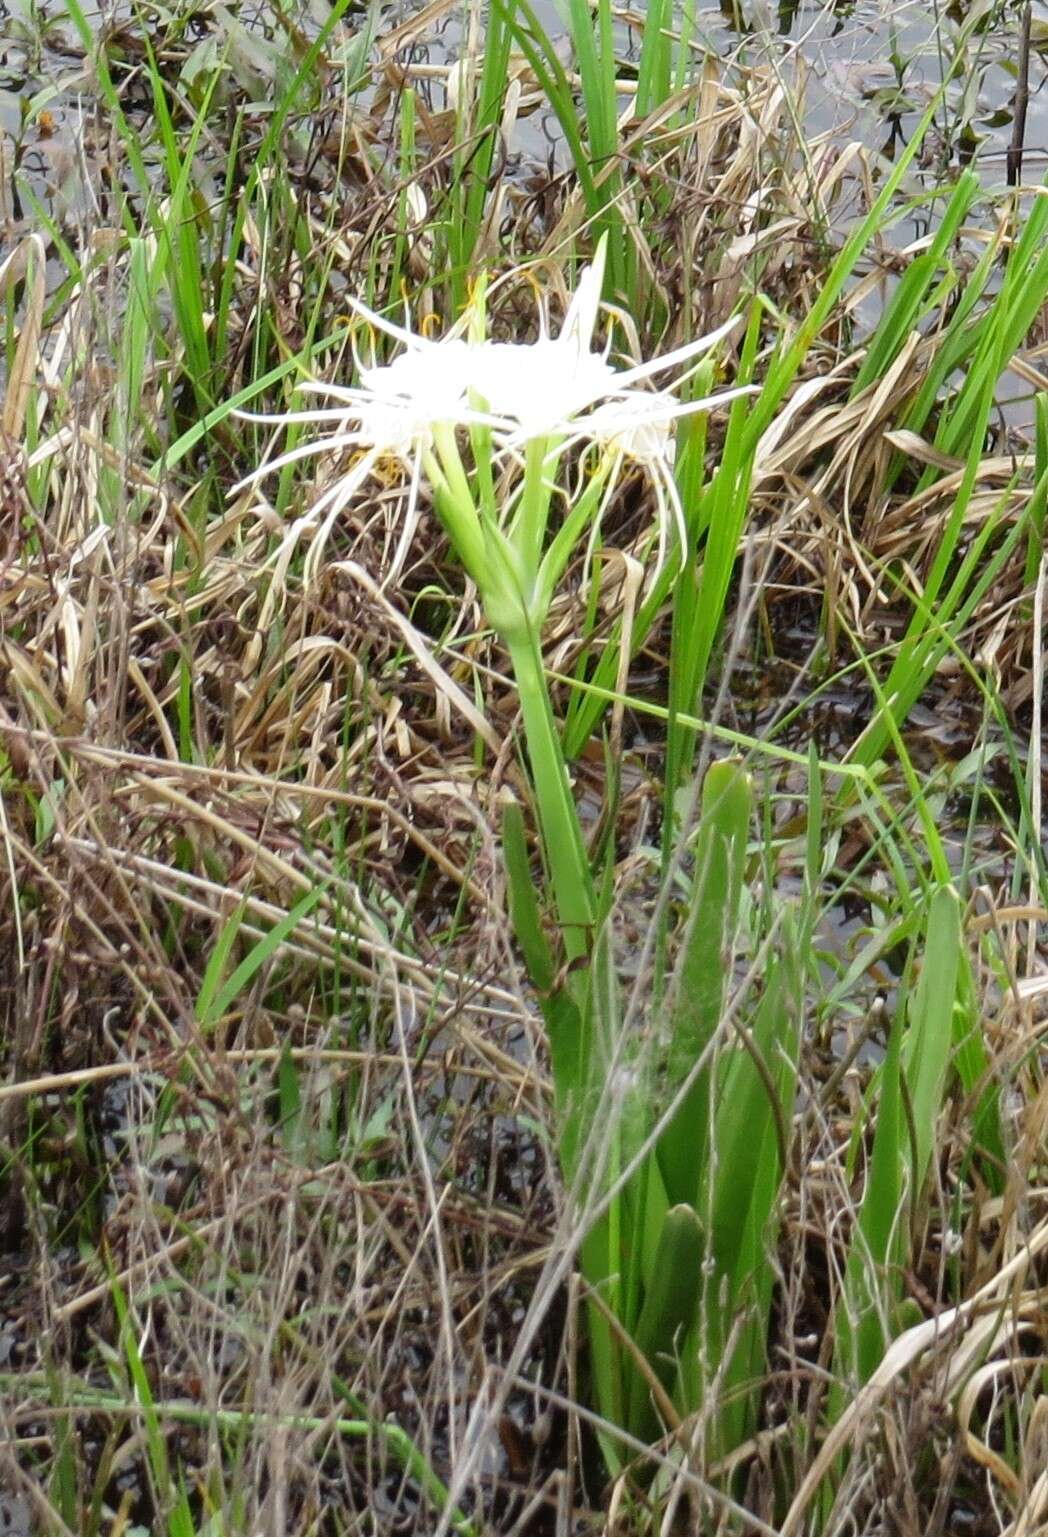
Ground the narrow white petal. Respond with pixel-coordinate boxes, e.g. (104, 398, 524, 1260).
(385, 449, 425, 587)
(560, 238, 607, 355)
(229, 431, 375, 494)
(348, 295, 438, 352)
(284, 450, 379, 581)
(613, 314, 744, 388)
(303, 480, 363, 586)
(294, 381, 387, 404)
(583, 382, 758, 435)
(235, 405, 372, 427)
(580, 458, 622, 595)
(656, 456, 688, 560)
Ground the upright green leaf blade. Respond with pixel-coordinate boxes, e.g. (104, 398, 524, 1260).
(658, 762, 751, 1207)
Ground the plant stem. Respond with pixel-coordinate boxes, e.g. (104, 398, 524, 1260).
(507, 629, 595, 960)
(517, 435, 555, 559)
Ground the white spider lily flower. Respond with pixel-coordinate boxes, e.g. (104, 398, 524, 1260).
(461, 254, 755, 588)
(345, 339, 479, 458)
(233, 239, 754, 610)
(470, 326, 751, 454)
(580, 379, 754, 581)
(234, 335, 480, 484)
(588, 399, 678, 465)
(467, 238, 749, 462)
(460, 247, 613, 439)
(583, 391, 685, 580)
(462, 245, 607, 435)
(468, 339, 619, 443)
(233, 331, 494, 583)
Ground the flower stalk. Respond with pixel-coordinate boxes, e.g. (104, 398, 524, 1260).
(506, 625, 595, 953)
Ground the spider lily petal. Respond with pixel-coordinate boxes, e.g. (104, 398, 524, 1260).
(236, 336, 496, 582)
(237, 339, 486, 490)
(559, 237, 606, 354)
(469, 254, 750, 492)
(581, 381, 758, 454)
(469, 340, 620, 443)
(464, 245, 617, 442)
(611, 313, 744, 389)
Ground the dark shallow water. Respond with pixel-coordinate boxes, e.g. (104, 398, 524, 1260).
(1, 0, 1042, 233)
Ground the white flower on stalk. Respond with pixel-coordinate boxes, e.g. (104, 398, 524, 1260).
(583, 390, 686, 580)
(470, 242, 746, 456)
(469, 339, 619, 442)
(347, 339, 478, 458)
(233, 318, 489, 584)
(465, 244, 752, 581)
(235, 239, 752, 597)
(466, 251, 616, 440)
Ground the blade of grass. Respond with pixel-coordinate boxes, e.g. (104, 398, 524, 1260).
(196, 885, 325, 1031)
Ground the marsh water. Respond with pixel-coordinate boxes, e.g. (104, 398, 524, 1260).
(0, 0, 1040, 233)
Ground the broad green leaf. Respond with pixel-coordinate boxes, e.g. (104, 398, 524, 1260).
(627, 1204, 705, 1443)
(706, 916, 801, 1452)
(502, 798, 555, 993)
(838, 990, 905, 1387)
(903, 885, 960, 1189)
(658, 761, 751, 1207)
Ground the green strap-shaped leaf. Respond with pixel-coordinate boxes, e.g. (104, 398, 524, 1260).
(838, 992, 905, 1388)
(502, 798, 555, 994)
(627, 1203, 705, 1443)
(904, 885, 961, 1191)
(658, 761, 751, 1207)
